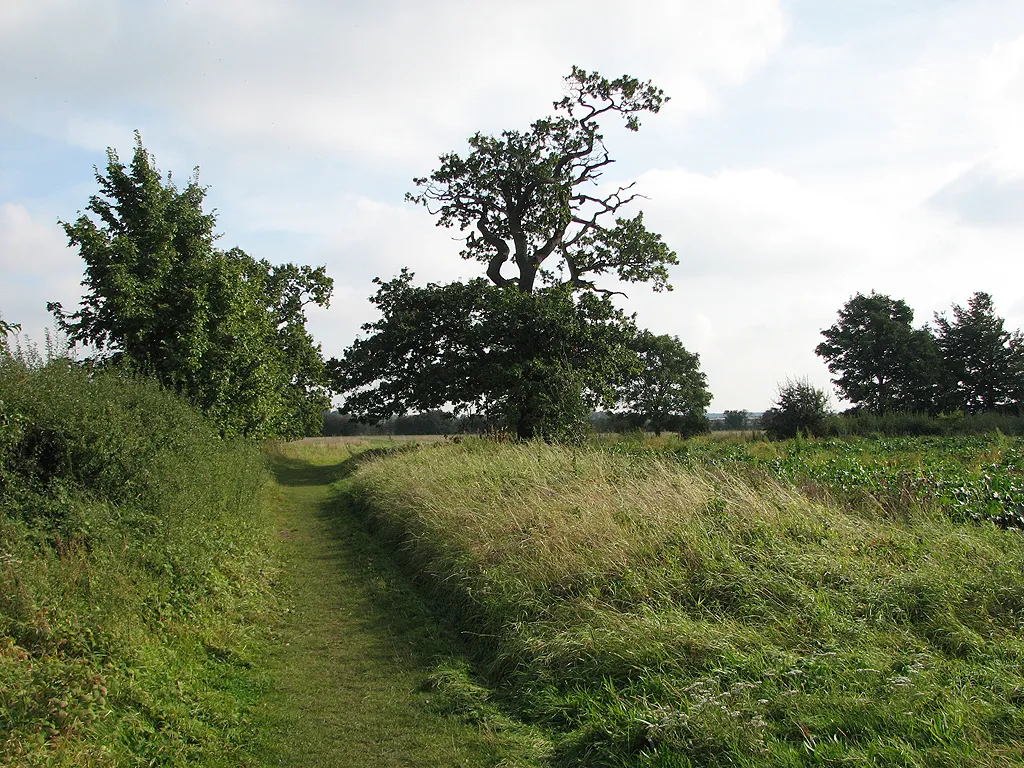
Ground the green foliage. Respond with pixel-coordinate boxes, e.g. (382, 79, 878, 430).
(826, 409, 1024, 438)
(340, 68, 692, 443)
(333, 272, 638, 441)
(934, 291, 1024, 412)
(50, 133, 332, 438)
(723, 409, 750, 430)
(408, 67, 676, 296)
(816, 291, 1024, 418)
(0, 353, 275, 766)
(348, 440, 1024, 767)
(816, 292, 940, 413)
(666, 433, 1024, 528)
(324, 408, 465, 436)
(618, 331, 711, 436)
(0, 315, 21, 340)
(761, 377, 832, 439)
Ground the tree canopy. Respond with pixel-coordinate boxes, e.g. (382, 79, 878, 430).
(335, 68, 697, 441)
(618, 331, 711, 436)
(815, 292, 939, 414)
(761, 377, 832, 439)
(934, 291, 1024, 413)
(407, 67, 677, 296)
(722, 409, 750, 430)
(51, 134, 333, 438)
(0, 317, 19, 340)
(333, 272, 638, 441)
(816, 290, 1024, 417)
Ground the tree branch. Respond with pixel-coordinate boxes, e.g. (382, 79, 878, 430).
(477, 218, 511, 287)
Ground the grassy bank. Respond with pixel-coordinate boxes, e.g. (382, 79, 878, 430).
(348, 439, 1024, 766)
(0, 357, 276, 766)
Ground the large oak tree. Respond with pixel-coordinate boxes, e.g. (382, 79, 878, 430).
(336, 68, 692, 440)
(407, 66, 677, 296)
(334, 272, 638, 442)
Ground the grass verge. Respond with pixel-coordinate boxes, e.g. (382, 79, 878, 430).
(347, 439, 1024, 767)
(0, 357, 277, 766)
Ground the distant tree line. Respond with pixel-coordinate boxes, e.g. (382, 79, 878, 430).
(816, 291, 1024, 416)
(756, 292, 1024, 440)
(323, 409, 489, 436)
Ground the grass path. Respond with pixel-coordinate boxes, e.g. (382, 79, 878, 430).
(260, 444, 541, 767)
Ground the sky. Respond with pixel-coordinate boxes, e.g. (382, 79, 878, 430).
(2, 0, 1024, 412)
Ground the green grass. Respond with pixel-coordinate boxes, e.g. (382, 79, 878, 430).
(347, 438, 1024, 767)
(260, 440, 549, 767)
(0, 357, 277, 766)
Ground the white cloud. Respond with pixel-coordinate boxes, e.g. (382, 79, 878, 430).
(976, 35, 1024, 175)
(1, 0, 785, 166)
(895, 22, 1024, 175)
(605, 160, 1024, 410)
(0, 203, 82, 343)
(5, 0, 1024, 415)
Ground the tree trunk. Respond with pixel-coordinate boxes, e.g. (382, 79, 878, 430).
(517, 261, 538, 293)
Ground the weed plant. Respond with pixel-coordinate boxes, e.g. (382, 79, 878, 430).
(348, 439, 1024, 766)
(0, 355, 275, 766)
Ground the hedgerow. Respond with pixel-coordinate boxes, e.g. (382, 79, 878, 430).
(0, 353, 275, 766)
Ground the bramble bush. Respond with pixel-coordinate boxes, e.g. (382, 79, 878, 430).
(0, 349, 275, 766)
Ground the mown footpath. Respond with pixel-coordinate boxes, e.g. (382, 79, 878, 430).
(260, 440, 548, 767)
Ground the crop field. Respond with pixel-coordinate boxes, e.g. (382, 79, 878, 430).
(663, 434, 1024, 530)
(348, 437, 1024, 767)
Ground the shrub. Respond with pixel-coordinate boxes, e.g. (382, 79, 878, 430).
(0, 353, 274, 766)
(761, 377, 831, 439)
(823, 409, 1024, 438)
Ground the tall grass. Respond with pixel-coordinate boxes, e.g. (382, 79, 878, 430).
(0, 355, 275, 766)
(348, 440, 1024, 766)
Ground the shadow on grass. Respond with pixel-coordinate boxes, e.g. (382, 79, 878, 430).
(266, 446, 405, 488)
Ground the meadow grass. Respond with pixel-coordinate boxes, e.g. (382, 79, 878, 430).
(348, 439, 1024, 766)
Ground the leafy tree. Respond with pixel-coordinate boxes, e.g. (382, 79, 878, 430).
(723, 409, 749, 430)
(934, 292, 1024, 412)
(618, 331, 710, 436)
(407, 66, 677, 296)
(815, 292, 940, 414)
(0, 315, 20, 359)
(761, 377, 832, 440)
(50, 134, 333, 438)
(336, 68, 685, 441)
(333, 271, 638, 441)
